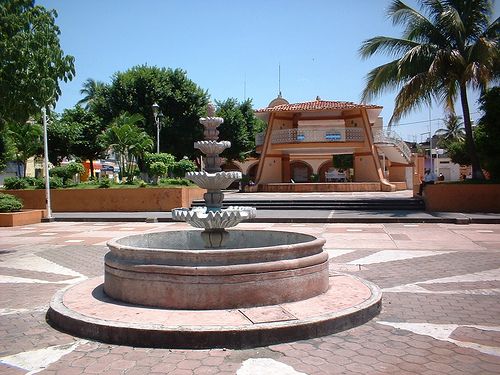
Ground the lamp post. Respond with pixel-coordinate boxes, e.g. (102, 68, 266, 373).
(152, 103, 163, 154)
(42, 106, 53, 221)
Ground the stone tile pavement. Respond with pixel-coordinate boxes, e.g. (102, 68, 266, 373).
(0, 221, 499, 374)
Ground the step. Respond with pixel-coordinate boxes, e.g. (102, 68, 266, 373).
(191, 199, 425, 211)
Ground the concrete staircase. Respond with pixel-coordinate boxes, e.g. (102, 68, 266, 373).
(373, 129, 412, 164)
(191, 197, 425, 211)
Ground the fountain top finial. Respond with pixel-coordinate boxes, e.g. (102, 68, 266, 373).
(207, 102, 216, 117)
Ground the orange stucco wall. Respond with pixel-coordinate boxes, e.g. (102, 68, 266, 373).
(424, 184, 500, 212)
(354, 154, 379, 182)
(3, 187, 205, 212)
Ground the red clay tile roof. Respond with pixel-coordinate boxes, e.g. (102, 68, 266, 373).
(255, 100, 382, 113)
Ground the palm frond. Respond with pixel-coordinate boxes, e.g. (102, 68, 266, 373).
(361, 60, 403, 102)
(359, 36, 419, 59)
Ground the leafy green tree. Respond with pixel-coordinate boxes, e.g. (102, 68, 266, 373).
(0, 0, 75, 125)
(475, 87, 500, 178)
(7, 122, 43, 177)
(435, 113, 465, 147)
(58, 106, 106, 177)
(99, 113, 153, 182)
(91, 65, 208, 159)
(47, 113, 79, 165)
(447, 139, 471, 166)
(360, 0, 499, 180)
(215, 98, 266, 161)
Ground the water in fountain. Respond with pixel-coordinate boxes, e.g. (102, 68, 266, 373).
(172, 102, 256, 247)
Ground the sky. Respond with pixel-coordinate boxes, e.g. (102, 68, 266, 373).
(39, 0, 499, 142)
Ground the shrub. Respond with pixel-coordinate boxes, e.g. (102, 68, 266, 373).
(35, 176, 64, 189)
(149, 161, 167, 184)
(99, 179, 111, 188)
(0, 193, 23, 212)
(144, 153, 175, 170)
(23, 177, 40, 187)
(3, 177, 28, 190)
(170, 159, 197, 178)
(66, 162, 85, 176)
(50, 162, 85, 185)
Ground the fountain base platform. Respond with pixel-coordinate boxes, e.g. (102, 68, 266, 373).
(47, 273, 381, 349)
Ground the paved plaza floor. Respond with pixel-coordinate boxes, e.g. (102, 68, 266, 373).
(0, 220, 499, 374)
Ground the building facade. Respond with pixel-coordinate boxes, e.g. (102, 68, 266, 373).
(244, 96, 415, 192)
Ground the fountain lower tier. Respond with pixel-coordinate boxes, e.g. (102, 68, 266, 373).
(172, 206, 256, 230)
(104, 230, 329, 310)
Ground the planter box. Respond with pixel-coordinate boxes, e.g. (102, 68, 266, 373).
(2, 187, 205, 212)
(424, 183, 500, 213)
(0, 209, 45, 227)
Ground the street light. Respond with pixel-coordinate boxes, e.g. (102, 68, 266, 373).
(42, 106, 53, 221)
(152, 103, 163, 154)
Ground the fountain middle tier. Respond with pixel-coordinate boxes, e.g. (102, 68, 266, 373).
(186, 171, 241, 190)
(194, 140, 231, 155)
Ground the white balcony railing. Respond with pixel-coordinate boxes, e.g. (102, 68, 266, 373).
(255, 128, 364, 146)
(373, 129, 412, 162)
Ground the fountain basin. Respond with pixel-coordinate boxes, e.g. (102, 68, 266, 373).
(104, 230, 329, 309)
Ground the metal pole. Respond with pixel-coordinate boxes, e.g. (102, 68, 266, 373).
(42, 106, 52, 220)
(156, 118, 160, 154)
(429, 105, 433, 174)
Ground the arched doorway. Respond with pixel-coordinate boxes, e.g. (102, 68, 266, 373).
(246, 163, 258, 184)
(290, 161, 313, 183)
(318, 160, 334, 182)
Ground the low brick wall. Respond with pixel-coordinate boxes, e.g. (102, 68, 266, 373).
(424, 183, 500, 213)
(3, 187, 205, 212)
(0, 209, 45, 226)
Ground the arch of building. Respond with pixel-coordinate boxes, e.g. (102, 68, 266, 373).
(289, 160, 313, 183)
(246, 163, 259, 183)
(317, 160, 334, 182)
(221, 162, 242, 173)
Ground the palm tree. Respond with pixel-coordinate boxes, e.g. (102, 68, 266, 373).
(99, 113, 153, 182)
(435, 113, 466, 146)
(360, 0, 499, 179)
(77, 78, 106, 110)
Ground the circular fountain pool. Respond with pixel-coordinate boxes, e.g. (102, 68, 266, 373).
(104, 230, 329, 309)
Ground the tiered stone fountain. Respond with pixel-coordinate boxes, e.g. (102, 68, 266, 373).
(47, 103, 382, 348)
(171, 103, 256, 248)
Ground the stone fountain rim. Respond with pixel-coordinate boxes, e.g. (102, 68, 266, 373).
(106, 229, 326, 255)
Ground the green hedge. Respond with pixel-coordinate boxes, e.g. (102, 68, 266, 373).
(0, 193, 23, 212)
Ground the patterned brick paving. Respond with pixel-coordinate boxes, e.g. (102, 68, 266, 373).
(0, 221, 499, 374)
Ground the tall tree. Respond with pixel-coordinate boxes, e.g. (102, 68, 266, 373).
(0, 0, 75, 169)
(91, 65, 208, 160)
(0, 0, 75, 124)
(57, 106, 107, 177)
(475, 86, 500, 178)
(435, 113, 465, 146)
(360, 0, 500, 179)
(215, 98, 266, 161)
(47, 113, 79, 165)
